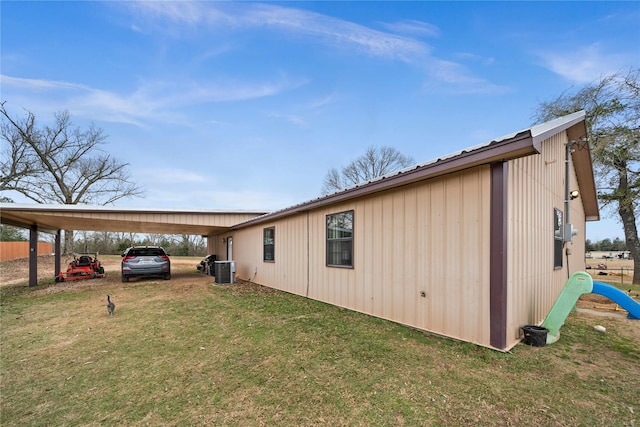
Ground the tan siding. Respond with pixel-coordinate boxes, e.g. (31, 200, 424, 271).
(444, 175, 462, 338)
(402, 186, 418, 326)
(360, 198, 376, 314)
(231, 166, 493, 348)
(415, 180, 430, 330)
(224, 214, 309, 296)
(278, 214, 311, 296)
(217, 137, 594, 351)
(506, 132, 589, 348)
(462, 170, 490, 344)
(428, 178, 446, 333)
(214, 139, 594, 351)
(369, 198, 384, 315)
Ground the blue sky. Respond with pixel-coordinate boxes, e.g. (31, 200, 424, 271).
(1, 1, 639, 241)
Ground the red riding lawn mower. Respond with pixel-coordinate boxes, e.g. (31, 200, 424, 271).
(55, 253, 106, 282)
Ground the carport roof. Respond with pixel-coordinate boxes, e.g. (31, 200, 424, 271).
(0, 204, 268, 236)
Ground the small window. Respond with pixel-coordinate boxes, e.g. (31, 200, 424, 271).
(554, 208, 563, 269)
(327, 210, 353, 267)
(263, 227, 275, 262)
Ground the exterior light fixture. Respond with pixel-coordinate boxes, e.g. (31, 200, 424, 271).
(570, 190, 580, 200)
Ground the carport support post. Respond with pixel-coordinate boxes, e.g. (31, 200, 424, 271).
(29, 225, 38, 287)
(55, 230, 62, 279)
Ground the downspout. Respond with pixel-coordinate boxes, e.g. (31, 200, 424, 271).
(565, 141, 573, 278)
(306, 211, 310, 298)
(565, 141, 572, 231)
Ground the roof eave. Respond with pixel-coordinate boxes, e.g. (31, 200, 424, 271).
(565, 120, 600, 221)
(531, 110, 586, 152)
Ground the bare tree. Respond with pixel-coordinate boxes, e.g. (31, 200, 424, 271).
(322, 146, 415, 194)
(176, 234, 206, 256)
(533, 68, 640, 284)
(1, 102, 143, 253)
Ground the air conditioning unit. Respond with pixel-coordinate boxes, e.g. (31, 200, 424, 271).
(214, 261, 235, 284)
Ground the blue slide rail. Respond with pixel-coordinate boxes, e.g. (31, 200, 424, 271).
(592, 281, 640, 320)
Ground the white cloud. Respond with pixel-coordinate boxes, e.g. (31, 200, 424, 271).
(454, 52, 495, 66)
(136, 168, 210, 185)
(423, 60, 510, 95)
(0, 74, 89, 91)
(122, 2, 502, 93)
(134, 187, 295, 211)
(248, 5, 431, 62)
(536, 43, 633, 83)
(379, 19, 441, 37)
(207, 189, 297, 211)
(126, 168, 299, 211)
(1, 73, 304, 127)
(266, 111, 306, 126)
(126, 2, 430, 62)
(307, 93, 340, 110)
(3, 2, 512, 126)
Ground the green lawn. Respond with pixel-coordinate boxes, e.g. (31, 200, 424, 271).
(1, 275, 638, 426)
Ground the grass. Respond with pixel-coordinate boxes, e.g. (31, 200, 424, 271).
(1, 271, 639, 426)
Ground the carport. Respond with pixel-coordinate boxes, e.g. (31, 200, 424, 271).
(0, 203, 266, 286)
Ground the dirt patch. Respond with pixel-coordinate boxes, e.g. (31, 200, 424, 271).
(586, 258, 634, 285)
(0, 255, 58, 286)
(578, 293, 611, 304)
(0, 254, 205, 288)
(577, 292, 639, 318)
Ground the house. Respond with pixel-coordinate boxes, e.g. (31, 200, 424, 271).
(0, 112, 598, 351)
(208, 111, 599, 351)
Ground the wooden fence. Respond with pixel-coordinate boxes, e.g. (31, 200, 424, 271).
(0, 242, 54, 262)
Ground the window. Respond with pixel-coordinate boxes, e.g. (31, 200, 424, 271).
(263, 227, 275, 262)
(326, 210, 353, 267)
(554, 208, 563, 269)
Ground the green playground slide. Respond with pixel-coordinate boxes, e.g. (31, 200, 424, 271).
(541, 272, 593, 344)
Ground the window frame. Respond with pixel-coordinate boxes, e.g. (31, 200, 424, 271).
(326, 210, 354, 268)
(263, 227, 275, 262)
